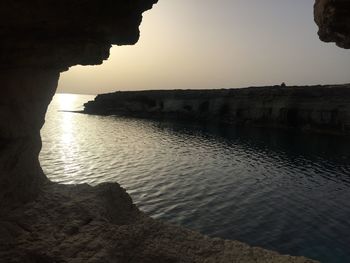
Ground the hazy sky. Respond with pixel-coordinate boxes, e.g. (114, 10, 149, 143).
(58, 0, 350, 95)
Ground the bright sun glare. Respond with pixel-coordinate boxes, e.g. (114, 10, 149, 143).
(57, 94, 78, 145)
(58, 93, 78, 111)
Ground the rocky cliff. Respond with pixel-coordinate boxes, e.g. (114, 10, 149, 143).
(0, 0, 157, 206)
(314, 0, 350, 48)
(1, 0, 348, 206)
(0, 0, 349, 262)
(84, 85, 350, 135)
(0, 0, 156, 70)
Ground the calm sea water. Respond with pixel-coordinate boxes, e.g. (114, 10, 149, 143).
(40, 94, 350, 263)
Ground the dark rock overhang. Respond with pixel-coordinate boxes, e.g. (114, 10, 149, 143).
(1, 0, 349, 74)
(314, 0, 350, 48)
(0, 1, 345, 261)
(0, 0, 158, 71)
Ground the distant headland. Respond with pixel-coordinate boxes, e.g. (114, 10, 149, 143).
(83, 84, 350, 135)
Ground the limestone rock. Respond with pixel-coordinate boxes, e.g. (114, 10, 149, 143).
(83, 85, 350, 135)
(0, 0, 157, 205)
(0, 0, 345, 261)
(0, 182, 317, 263)
(0, 69, 59, 205)
(314, 0, 350, 48)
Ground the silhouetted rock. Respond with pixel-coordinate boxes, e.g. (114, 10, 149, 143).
(0, 0, 157, 205)
(314, 0, 350, 48)
(84, 85, 350, 135)
(0, 0, 348, 261)
(0, 0, 157, 70)
(0, 69, 58, 205)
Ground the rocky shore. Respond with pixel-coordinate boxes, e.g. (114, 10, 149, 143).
(84, 84, 350, 135)
(1, 0, 348, 262)
(0, 182, 317, 263)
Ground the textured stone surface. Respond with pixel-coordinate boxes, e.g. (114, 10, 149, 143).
(0, 182, 317, 263)
(0, 0, 157, 70)
(0, 0, 157, 205)
(0, 0, 347, 261)
(0, 69, 59, 205)
(314, 0, 350, 48)
(84, 85, 350, 135)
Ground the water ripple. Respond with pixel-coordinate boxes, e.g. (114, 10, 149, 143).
(40, 94, 350, 263)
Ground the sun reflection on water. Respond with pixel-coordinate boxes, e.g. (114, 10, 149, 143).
(57, 93, 78, 111)
(40, 94, 350, 262)
(41, 93, 95, 185)
(58, 94, 78, 145)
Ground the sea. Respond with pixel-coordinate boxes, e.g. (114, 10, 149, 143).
(40, 93, 350, 263)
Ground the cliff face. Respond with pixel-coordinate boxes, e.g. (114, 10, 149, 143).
(314, 0, 350, 48)
(0, 1, 348, 262)
(84, 85, 350, 135)
(0, 0, 157, 205)
(0, 69, 59, 204)
(0, 0, 349, 208)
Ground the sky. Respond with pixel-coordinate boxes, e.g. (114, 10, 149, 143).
(58, 0, 350, 95)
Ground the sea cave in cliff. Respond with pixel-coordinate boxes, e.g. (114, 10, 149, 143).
(1, 0, 350, 262)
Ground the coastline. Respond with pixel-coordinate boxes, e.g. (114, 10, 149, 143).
(83, 85, 350, 136)
(1, 1, 349, 262)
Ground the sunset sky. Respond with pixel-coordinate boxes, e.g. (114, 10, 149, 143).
(58, 0, 350, 95)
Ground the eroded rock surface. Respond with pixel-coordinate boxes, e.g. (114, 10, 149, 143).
(0, 0, 348, 262)
(84, 85, 350, 135)
(314, 0, 350, 48)
(0, 182, 317, 263)
(0, 0, 157, 205)
(0, 69, 59, 204)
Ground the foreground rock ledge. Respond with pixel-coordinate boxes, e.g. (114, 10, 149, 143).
(0, 0, 348, 262)
(0, 182, 316, 263)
